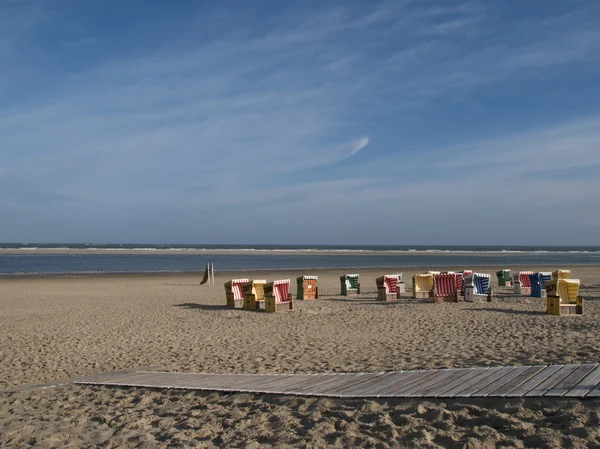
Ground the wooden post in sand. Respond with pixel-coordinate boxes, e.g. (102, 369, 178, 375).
(200, 263, 215, 287)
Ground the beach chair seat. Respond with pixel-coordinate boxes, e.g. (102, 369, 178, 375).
(376, 274, 401, 301)
(265, 280, 294, 313)
(297, 276, 318, 300)
(433, 273, 459, 303)
(340, 274, 360, 296)
(412, 273, 434, 299)
(242, 280, 267, 310)
(224, 278, 249, 308)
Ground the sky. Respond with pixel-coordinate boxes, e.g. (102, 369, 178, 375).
(1, 0, 600, 245)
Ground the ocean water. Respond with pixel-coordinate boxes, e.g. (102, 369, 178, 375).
(1, 243, 600, 275)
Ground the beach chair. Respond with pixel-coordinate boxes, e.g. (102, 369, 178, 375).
(530, 272, 551, 298)
(264, 280, 294, 313)
(242, 280, 267, 310)
(516, 271, 533, 294)
(464, 273, 491, 302)
(412, 273, 434, 299)
(297, 276, 318, 300)
(376, 274, 402, 301)
(552, 269, 571, 280)
(340, 274, 360, 296)
(496, 269, 512, 287)
(546, 278, 583, 316)
(433, 273, 459, 303)
(224, 278, 249, 308)
(458, 270, 472, 295)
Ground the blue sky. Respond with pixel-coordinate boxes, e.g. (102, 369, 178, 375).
(1, 0, 600, 245)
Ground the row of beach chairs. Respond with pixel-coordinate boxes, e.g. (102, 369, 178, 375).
(225, 276, 320, 313)
(225, 269, 583, 315)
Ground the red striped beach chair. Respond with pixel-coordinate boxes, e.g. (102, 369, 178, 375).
(225, 278, 249, 308)
(376, 275, 400, 301)
(265, 280, 294, 313)
(518, 271, 534, 295)
(434, 273, 459, 303)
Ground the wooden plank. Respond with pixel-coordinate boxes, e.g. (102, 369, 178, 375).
(261, 375, 333, 393)
(384, 370, 446, 396)
(460, 367, 517, 397)
(487, 365, 547, 397)
(278, 375, 341, 394)
(90, 372, 176, 387)
(524, 365, 581, 397)
(327, 373, 390, 396)
(432, 368, 483, 398)
(333, 372, 397, 397)
(587, 384, 600, 398)
(315, 374, 376, 396)
(504, 365, 563, 397)
(563, 365, 600, 398)
(413, 368, 474, 397)
(363, 371, 420, 397)
(437, 368, 501, 398)
(545, 364, 598, 397)
(371, 370, 432, 397)
(293, 374, 366, 395)
(469, 367, 524, 397)
(405, 369, 467, 397)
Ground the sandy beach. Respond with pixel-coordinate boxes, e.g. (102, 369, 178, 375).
(1, 266, 599, 448)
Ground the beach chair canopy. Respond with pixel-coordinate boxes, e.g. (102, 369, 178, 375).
(266, 279, 291, 304)
(552, 270, 571, 280)
(519, 271, 534, 288)
(434, 273, 459, 297)
(547, 278, 580, 303)
(465, 273, 490, 295)
(341, 274, 359, 288)
(413, 273, 434, 293)
(225, 278, 250, 300)
(242, 280, 267, 298)
(496, 269, 511, 281)
(297, 275, 318, 282)
(530, 272, 552, 288)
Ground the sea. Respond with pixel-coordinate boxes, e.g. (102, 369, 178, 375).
(1, 243, 600, 275)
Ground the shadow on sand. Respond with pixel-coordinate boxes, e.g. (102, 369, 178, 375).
(463, 307, 544, 316)
(174, 303, 231, 311)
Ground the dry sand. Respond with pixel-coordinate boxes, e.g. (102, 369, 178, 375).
(1, 266, 599, 448)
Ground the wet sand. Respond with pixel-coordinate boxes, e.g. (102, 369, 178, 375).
(1, 266, 599, 448)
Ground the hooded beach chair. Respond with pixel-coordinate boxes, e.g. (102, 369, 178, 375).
(376, 274, 402, 301)
(224, 278, 249, 308)
(264, 279, 294, 312)
(530, 272, 552, 298)
(412, 273, 434, 299)
(496, 269, 512, 287)
(546, 278, 583, 315)
(242, 280, 267, 310)
(458, 270, 472, 295)
(340, 274, 360, 296)
(464, 273, 491, 302)
(297, 275, 318, 300)
(433, 272, 459, 303)
(515, 271, 534, 294)
(552, 269, 571, 280)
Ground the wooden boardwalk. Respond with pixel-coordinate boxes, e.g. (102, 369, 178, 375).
(74, 364, 600, 399)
